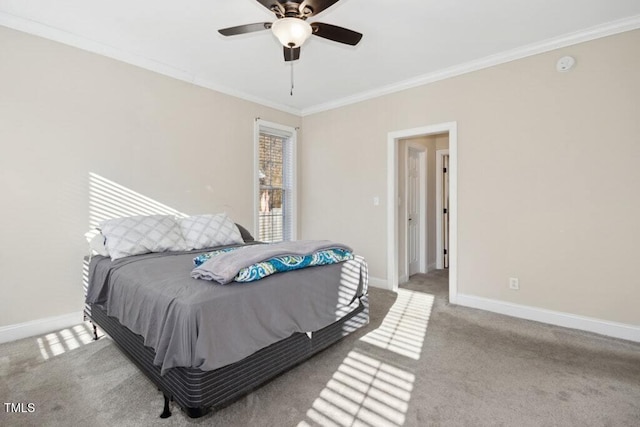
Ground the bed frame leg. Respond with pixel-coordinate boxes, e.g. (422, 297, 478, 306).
(160, 394, 172, 419)
(92, 323, 99, 341)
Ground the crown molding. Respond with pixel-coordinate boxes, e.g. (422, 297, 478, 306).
(2, 10, 639, 118)
(190, 76, 302, 116)
(301, 14, 640, 116)
(0, 11, 303, 117)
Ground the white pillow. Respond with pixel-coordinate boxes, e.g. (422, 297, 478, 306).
(84, 229, 109, 257)
(100, 214, 187, 260)
(179, 213, 244, 250)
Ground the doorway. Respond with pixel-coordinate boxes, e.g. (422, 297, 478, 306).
(387, 122, 458, 304)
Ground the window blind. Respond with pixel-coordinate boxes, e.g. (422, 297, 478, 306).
(258, 131, 294, 242)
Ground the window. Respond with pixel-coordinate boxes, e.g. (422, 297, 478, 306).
(255, 120, 297, 242)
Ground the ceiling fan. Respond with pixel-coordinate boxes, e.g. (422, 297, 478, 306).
(218, 0, 363, 62)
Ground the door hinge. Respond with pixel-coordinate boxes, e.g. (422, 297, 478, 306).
(444, 249, 448, 255)
(443, 167, 447, 173)
(443, 208, 447, 214)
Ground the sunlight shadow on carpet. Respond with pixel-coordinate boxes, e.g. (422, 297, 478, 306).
(299, 288, 434, 426)
(36, 323, 93, 361)
(299, 350, 415, 427)
(359, 289, 433, 360)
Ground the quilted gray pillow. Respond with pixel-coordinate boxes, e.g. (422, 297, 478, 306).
(100, 214, 187, 260)
(179, 213, 244, 250)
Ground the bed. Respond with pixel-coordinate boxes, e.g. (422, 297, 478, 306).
(84, 237, 369, 419)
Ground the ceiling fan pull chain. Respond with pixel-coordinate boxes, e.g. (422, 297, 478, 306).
(290, 46, 294, 96)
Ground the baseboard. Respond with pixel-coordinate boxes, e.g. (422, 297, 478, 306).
(399, 275, 409, 284)
(0, 311, 84, 344)
(368, 276, 388, 290)
(456, 294, 640, 343)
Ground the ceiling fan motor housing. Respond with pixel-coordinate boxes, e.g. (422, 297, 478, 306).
(272, 1, 313, 18)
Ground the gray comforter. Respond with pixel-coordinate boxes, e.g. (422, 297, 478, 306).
(86, 245, 368, 374)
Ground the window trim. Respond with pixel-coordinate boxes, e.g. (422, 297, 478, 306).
(254, 119, 297, 242)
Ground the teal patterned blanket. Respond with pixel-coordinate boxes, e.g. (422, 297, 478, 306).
(191, 241, 353, 284)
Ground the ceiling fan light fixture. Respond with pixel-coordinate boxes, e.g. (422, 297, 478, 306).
(271, 18, 312, 48)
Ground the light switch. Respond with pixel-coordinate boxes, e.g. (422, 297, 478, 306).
(373, 196, 380, 206)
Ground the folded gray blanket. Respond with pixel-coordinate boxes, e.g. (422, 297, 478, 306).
(191, 240, 352, 284)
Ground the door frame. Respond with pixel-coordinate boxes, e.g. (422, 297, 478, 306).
(387, 122, 458, 304)
(404, 142, 427, 279)
(436, 149, 450, 269)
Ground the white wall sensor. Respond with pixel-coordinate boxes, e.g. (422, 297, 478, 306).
(556, 56, 576, 72)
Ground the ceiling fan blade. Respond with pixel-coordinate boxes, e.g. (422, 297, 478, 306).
(300, 0, 341, 16)
(311, 22, 362, 46)
(255, 1, 285, 16)
(218, 22, 272, 36)
(284, 46, 301, 62)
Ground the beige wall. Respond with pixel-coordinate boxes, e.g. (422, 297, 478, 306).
(435, 134, 449, 151)
(301, 29, 640, 325)
(0, 26, 301, 327)
(2, 24, 639, 331)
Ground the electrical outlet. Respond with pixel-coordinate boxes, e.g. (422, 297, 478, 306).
(509, 277, 519, 290)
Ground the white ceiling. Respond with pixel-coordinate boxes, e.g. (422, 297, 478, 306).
(1, 0, 639, 115)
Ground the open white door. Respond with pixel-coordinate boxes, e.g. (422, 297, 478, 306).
(407, 146, 420, 276)
(443, 154, 450, 269)
(436, 149, 450, 270)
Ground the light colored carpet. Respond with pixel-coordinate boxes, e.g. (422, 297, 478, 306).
(1, 271, 639, 426)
